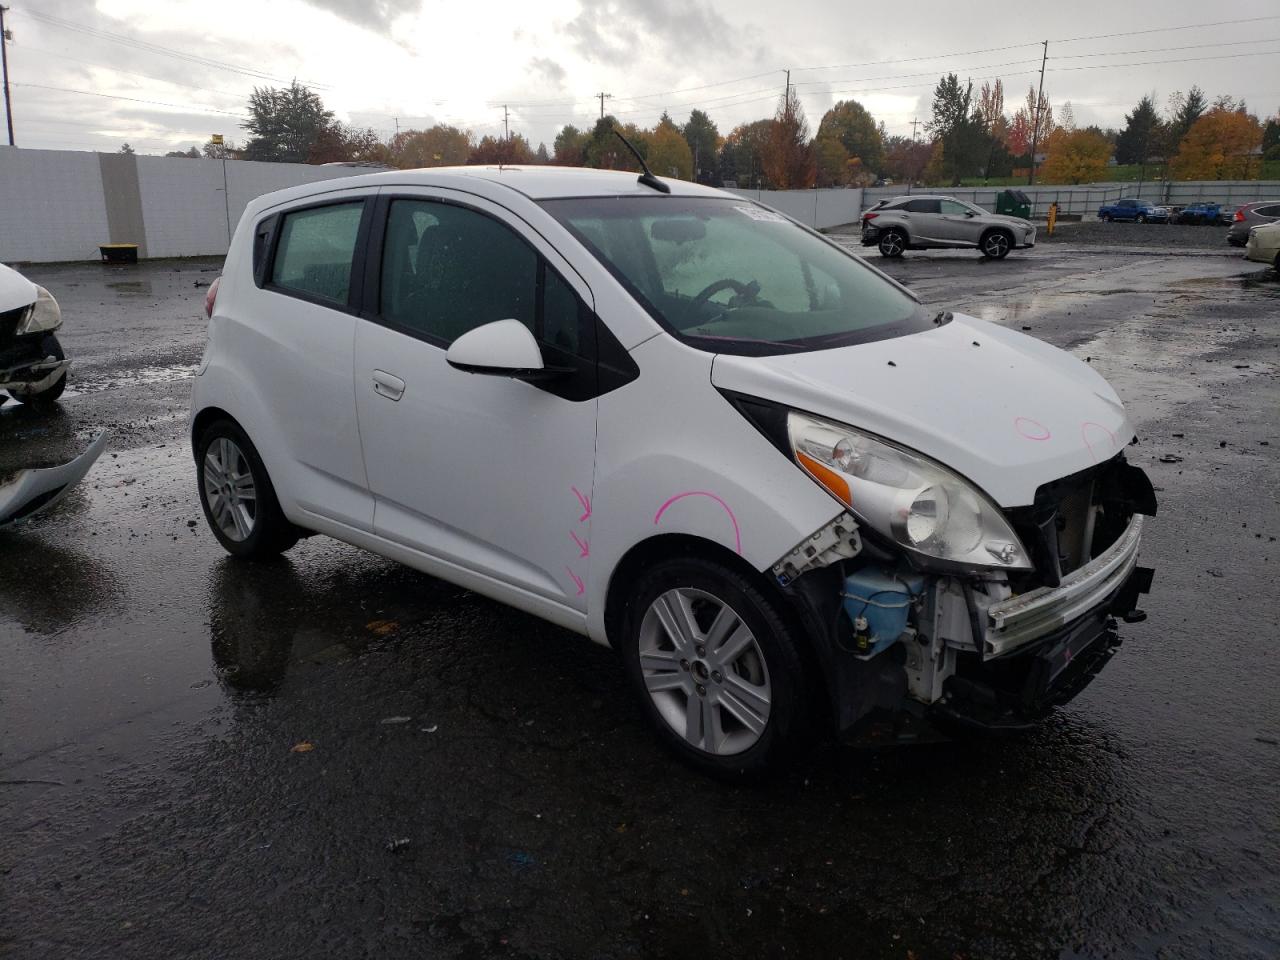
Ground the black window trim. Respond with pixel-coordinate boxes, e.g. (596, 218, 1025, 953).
(358, 191, 639, 401)
(258, 196, 375, 316)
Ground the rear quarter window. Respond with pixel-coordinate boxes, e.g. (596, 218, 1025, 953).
(270, 202, 365, 304)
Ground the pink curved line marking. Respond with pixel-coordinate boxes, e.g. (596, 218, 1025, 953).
(565, 567, 585, 596)
(1014, 416, 1052, 441)
(653, 491, 742, 555)
(1081, 421, 1117, 463)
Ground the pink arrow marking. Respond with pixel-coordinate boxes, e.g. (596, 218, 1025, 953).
(569, 530, 590, 558)
(565, 567, 585, 596)
(571, 485, 592, 522)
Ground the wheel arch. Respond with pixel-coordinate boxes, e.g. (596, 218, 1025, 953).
(603, 532, 833, 724)
(191, 405, 239, 457)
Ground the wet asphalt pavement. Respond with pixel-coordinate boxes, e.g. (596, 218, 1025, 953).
(1, 236, 1278, 959)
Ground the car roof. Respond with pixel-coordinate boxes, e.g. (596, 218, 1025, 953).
(883, 194, 962, 203)
(250, 165, 728, 210)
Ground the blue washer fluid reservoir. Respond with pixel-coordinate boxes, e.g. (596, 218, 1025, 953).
(841, 569, 925, 657)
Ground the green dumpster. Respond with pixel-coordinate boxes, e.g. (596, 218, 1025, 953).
(995, 189, 1032, 220)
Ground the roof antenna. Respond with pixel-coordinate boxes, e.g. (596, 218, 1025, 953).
(612, 128, 671, 194)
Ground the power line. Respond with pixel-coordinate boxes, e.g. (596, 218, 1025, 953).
(15, 45, 252, 101)
(11, 81, 247, 118)
(1048, 48, 1280, 72)
(1054, 14, 1280, 44)
(19, 8, 330, 89)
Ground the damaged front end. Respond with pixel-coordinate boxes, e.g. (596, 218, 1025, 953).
(0, 281, 70, 403)
(773, 453, 1157, 741)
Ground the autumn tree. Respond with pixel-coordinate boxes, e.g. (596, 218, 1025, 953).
(1005, 108, 1032, 158)
(816, 99, 884, 174)
(202, 138, 237, 159)
(583, 117, 647, 170)
(243, 82, 335, 163)
(1039, 128, 1111, 184)
(880, 134, 932, 183)
(718, 119, 772, 187)
(976, 79, 1009, 181)
(1263, 113, 1280, 161)
(680, 109, 719, 181)
(1114, 95, 1161, 165)
(469, 133, 533, 165)
(534, 142, 550, 163)
(165, 146, 201, 158)
(813, 136, 850, 187)
(1166, 87, 1207, 142)
(309, 123, 387, 164)
(390, 125, 471, 168)
(762, 88, 814, 188)
(1170, 107, 1263, 180)
(926, 74, 985, 184)
(647, 116, 693, 179)
(553, 125, 589, 165)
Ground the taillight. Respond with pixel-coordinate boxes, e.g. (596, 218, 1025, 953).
(862, 212, 879, 222)
(204, 276, 221, 318)
(1233, 208, 1245, 222)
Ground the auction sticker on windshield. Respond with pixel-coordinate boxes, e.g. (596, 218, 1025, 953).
(734, 205, 787, 222)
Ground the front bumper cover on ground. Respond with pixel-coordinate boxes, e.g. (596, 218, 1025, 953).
(0, 431, 109, 528)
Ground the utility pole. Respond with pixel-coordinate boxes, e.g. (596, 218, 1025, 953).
(784, 69, 791, 102)
(503, 105, 509, 140)
(596, 92, 612, 119)
(1, 6, 14, 146)
(910, 118, 921, 142)
(1027, 40, 1048, 186)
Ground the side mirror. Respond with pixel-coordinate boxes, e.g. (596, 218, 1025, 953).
(446, 319, 567, 380)
(965, 210, 977, 217)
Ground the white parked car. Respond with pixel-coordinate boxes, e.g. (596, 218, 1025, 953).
(1245, 221, 1280, 271)
(191, 166, 1156, 778)
(0, 262, 70, 408)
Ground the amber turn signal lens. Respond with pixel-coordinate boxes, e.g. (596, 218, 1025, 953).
(796, 451, 851, 507)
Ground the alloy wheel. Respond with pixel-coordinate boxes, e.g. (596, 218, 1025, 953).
(638, 587, 772, 756)
(983, 233, 1010, 258)
(203, 436, 257, 542)
(879, 232, 904, 257)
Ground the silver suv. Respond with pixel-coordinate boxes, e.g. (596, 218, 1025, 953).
(860, 195, 1036, 259)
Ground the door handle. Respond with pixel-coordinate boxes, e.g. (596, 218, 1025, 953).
(371, 369, 405, 401)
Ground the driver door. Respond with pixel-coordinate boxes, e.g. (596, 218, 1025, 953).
(353, 190, 600, 612)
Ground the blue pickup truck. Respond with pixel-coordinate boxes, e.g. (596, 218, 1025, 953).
(1097, 198, 1170, 223)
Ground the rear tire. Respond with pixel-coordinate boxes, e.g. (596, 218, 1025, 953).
(196, 418, 299, 559)
(878, 229, 906, 258)
(618, 556, 813, 781)
(1101, 214, 1112, 222)
(1136, 214, 1146, 224)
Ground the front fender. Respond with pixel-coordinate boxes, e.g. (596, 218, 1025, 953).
(584, 336, 841, 641)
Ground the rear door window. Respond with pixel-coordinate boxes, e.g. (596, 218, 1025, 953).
(270, 202, 365, 304)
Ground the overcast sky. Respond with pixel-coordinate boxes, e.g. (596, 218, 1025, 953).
(5, 0, 1279, 155)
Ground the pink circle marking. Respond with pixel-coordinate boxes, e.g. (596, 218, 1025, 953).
(1081, 421, 1117, 463)
(1014, 416, 1052, 441)
(653, 491, 742, 555)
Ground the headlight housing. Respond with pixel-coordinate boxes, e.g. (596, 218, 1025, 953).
(17, 286, 63, 335)
(788, 411, 1031, 571)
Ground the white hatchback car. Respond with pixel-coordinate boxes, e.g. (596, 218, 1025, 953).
(191, 166, 1156, 778)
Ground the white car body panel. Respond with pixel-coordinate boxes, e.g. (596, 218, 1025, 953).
(1245, 222, 1280, 266)
(711, 313, 1131, 507)
(0, 262, 37, 312)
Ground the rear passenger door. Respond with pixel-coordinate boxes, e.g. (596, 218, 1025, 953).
(352, 190, 603, 612)
(902, 198, 943, 242)
(938, 199, 980, 245)
(244, 191, 376, 532)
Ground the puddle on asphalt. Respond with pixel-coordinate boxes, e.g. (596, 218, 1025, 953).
(62, 362, 200, 397)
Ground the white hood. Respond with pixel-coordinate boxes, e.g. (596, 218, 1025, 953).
(711, 314, 1132, 507)
(0, 263, 37, 313)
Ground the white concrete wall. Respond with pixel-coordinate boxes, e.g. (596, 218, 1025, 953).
(0, 147, 111, 262)
(0, 147, 367, 263)
(727, 187, 863, 229)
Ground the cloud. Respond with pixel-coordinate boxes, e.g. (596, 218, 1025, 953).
(565, 0, 742, 67)
(528, 56, 567, 87)
(300, 0, 421, 36)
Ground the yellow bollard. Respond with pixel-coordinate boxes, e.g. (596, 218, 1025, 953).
(1047, 202, 1058, 237)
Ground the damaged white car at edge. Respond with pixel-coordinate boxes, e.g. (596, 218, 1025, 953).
(0, 261, 70, 408)
(189, 163, 1157, 779)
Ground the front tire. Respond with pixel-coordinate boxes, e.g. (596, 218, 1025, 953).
(1136, 214, 1146, 224)
(619, 557, 813, 780)
(196, 418, 298, 559)
(981, 230, 1012, 259)
(20, 371, 67, 411)
(878, 229, 906, 258)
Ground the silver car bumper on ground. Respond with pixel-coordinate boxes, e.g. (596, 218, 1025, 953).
(985, 515, 1144, 656)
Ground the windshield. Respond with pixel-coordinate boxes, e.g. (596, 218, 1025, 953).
(540, 196, 933, 356)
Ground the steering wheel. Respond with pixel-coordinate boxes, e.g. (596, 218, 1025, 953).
(691, 278, 759, 309)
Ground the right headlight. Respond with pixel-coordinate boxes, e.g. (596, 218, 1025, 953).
(787, 410, 1031, 571)
(16, 285, 63, 335)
